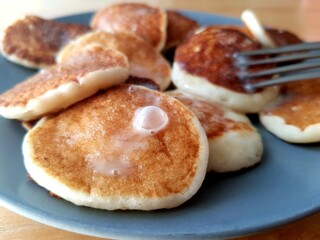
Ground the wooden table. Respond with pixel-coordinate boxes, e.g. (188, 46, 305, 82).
(0, 0, 319, 239)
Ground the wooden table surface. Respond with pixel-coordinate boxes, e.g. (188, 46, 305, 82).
(0, 0, 319, 239)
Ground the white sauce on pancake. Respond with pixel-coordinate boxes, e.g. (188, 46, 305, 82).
(133, 106, 168, 135)
(85, 94, 169, 177)
(87, 105, 168, 176)
(86, 131, 146, 176)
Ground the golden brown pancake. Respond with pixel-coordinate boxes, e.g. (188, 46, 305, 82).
(266, 28, 302, 46)
(257, 27, 318, 143)
(203, 25, 302, 47)
(0, 45, 129, 120)
(168, 91, 263, 172)
(257, 46, 320, 143)
(91, 3, 167, 51)
(1, 15, 90, 69)
(197, 25, 253, 37)
(174, 27, 269, 93)
(260, 79, 320, 143)
(57, 31, 171, 90)
(23, 84, 209, 210)
(171, 26, 279, 113)
(164, 10, 199, 50)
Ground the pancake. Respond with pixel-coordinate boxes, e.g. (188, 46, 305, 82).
(247, 15, 316, 143)
(90, 3, 167, 52)
(23, 84, 209, 210)
(0, 45, 129, 121)
(199, 24, 301, 47)
(164, 10, 199, 50)
(265, 28, 303, 47)
(171, 26, 279, 113)
(259, 29, 320, 143)
(168, 91, 263, 172)
(57, 31, 171, 90)
(260, 79, 320, 143)
(1, 15, 90, 69)
(196, 25, 250, 36)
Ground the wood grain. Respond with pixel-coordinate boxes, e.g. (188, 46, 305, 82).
(1, 206, 320, 240)
(0, 0, 319, 239)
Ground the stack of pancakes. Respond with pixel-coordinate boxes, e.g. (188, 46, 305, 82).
(0, 3, 309, 211)
(240, 10, 320, 144)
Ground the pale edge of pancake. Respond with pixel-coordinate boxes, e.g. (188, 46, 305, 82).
(171, 62, 279, 113)
(0, 65, 129, 121)
(168, 90, 263, 172)
(22, 106, 209, 210)
(0, 19, 52, 69)
(259, 113, 320, 143)
(90, 6, 167, 52)
(56, 38, 103, 63)
(208, 123, 263, 173)
(0, 43, 50, 69)
(56, 31, 171, 91)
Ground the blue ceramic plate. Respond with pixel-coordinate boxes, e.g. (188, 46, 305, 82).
(0, 11, 319, 240)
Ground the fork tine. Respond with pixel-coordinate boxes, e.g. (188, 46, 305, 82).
(234, 41, 320, 57)
(243, 71, 320, 91)
(238, 61, 320, 79)
(235, 52, 320, 66)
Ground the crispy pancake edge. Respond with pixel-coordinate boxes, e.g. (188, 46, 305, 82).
(0, 48, 129, 120)
(172, 63, 279, 113)
(56, 31, 172, 91)
(168, 90, 263, 172)
(1, 15, 90, 69)
(259, 113, 320, 143)
(90, 3, 167, 52)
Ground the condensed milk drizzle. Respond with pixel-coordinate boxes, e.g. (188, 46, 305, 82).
(86, 131, 147, 177)
(129, 85, 169, 135)
(86, 85, 169, 177)
(133, 106, 168, 135)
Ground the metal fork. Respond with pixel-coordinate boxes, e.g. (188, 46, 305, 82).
(233, 41, 320, 91)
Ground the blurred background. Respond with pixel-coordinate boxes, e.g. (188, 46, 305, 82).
(0, 0, 319, 41)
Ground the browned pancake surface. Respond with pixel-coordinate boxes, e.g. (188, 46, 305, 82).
(204, 25, 252, 36)
(261, 28, 315, 130)
(0, 46, 127, 108)
(58, 31, 170, 89)
(1, 16, 90, 67)
(222, 25, 302, 47)
(169, 92, 252, 138)
(28, 85, 201, 198)
(174, 27, 270, 93)
(262, 80, 320, 130)
(266, 28, 302, 46)
(91, 3, 165, 50)
(165, 11, 199, 49)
